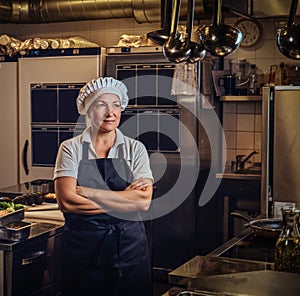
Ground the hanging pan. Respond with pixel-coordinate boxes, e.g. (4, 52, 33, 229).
(199, 0, 242, 57)
(277, 0, 300, 59)
(147, 0, 173, 46)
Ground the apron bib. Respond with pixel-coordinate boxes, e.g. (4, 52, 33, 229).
(62, 142, 151, 296)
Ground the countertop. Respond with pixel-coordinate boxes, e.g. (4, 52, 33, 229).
(166, 255, 300, 296)
(0, 219, 63, 251)
(168, 255, 274, 287)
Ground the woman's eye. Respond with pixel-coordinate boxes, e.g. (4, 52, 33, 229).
(96, 103, 106, 108)
(113, 103, 121, 108)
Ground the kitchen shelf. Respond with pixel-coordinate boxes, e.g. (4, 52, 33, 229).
(220, 95, 262, 101)
(216, 172, 261, 180)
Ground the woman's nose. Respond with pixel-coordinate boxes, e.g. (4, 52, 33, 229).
(106, 105, 116, 115)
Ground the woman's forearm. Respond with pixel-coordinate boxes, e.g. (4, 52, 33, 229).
(55, 176, 105, 214)
(77, 183, 153, 212)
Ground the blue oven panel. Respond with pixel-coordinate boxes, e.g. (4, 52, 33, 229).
(119, 109, 180, 153)
(31, 83, 85, 167)
(116, 63, 177, 106)
(31, 126, 85, 166)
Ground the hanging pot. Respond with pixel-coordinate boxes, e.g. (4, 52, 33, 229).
(147, 0, 172, 46)
(277, 0, 300, 60)
(186, 0, 206, 63)
(163, 0, 191, 63)
(199, 0, 242, 57)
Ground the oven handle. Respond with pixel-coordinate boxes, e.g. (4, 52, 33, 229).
(22, 139, 29, 175)
(21, 250, 46, 266)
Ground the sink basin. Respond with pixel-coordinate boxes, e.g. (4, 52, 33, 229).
(234, 161, 261, 175)
(235, 166, 261, 175)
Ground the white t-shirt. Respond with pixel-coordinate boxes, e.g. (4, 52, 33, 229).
(54, 127, 153, 182)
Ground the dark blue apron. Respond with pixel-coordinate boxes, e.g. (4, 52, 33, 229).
(61, 141, 151, 296)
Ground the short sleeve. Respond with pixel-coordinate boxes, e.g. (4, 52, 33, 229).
(54, 140, 80, 180)
(131, 141, 153, 182)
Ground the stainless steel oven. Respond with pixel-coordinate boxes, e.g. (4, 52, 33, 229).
(105, 46, 212, 285)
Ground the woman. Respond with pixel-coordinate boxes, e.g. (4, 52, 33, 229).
(54, 77, 153, 296)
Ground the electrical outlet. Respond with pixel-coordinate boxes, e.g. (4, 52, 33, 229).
(274, 201, 296, 218)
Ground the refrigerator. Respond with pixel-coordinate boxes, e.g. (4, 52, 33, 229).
(261, 86, 300, 218)
(0, 55, 18, 188)
(18, 48, 105, 183)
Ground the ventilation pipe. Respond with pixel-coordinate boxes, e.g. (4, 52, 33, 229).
(0, 0, 207, 24)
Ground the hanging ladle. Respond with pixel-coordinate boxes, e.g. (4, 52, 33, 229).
(186, 0, 206, 63)
(147, 0, 173, 46)
(277, 0, 300, 60)
(163, 0, 191, 63)
(199, 0, 242, 57)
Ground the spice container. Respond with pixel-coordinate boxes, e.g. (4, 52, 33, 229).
(275, 206, 300, 273)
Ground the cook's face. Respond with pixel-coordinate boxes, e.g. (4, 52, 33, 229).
(88, 93, 121, 132)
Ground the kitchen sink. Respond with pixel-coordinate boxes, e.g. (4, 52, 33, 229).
(236, 167, 261, 175)
(234, 162, 262, 175)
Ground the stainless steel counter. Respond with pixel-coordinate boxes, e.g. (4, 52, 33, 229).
(168, 255, 273, 287)
(167, 255, 300, 296)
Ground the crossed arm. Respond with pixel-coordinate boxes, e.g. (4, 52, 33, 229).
(55, 176, 153, 214)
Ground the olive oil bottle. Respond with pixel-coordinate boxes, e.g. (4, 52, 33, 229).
(275, 206, 300, 274)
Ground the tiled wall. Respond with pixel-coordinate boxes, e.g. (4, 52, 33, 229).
(223, 101, 262, 170)
(0, 17, 296, 75)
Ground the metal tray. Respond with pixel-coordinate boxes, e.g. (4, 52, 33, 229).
(0, 221, 31, 241)
(0, 209, 25, 227)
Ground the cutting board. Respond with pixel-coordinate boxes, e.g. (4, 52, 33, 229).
(25, 202, 59, 211)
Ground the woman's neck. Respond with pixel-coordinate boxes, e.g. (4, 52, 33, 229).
(90, 127, 116, 158)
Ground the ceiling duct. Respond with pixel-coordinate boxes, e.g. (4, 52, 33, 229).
(0, 0, 209, 24)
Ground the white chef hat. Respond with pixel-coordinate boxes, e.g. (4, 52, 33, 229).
(76, 77, 129, 115)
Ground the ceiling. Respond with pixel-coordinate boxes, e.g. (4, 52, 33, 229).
(0, 0, 299, 24)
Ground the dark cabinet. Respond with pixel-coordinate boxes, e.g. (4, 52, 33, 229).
(1, 224, 63, 296)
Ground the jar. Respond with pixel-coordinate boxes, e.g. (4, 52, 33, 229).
(275, 206, 300, 273)
(229, 59, 248, 95)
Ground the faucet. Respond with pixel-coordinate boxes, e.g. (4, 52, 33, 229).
(235, 150, 259, 172)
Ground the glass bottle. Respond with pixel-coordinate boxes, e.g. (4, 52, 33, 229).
(275, 206, 300, 273)
(248, 64, 257, 95)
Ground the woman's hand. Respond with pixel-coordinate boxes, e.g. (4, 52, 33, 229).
(125, 178, 152, 191)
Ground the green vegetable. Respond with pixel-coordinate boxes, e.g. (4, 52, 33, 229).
(0, 201, 25, 212)
(0, 201, 13, 210)
(14, 204, 25, 210)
